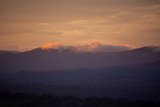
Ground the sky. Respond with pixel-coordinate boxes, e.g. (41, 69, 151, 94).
(0, 0, 160, 51)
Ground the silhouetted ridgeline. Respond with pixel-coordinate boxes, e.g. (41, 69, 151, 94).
(0, 46, 160, 71)
(0, 91, 160, 107)
(0, 46, 160, 106)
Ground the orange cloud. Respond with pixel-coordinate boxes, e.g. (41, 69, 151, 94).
(119, 44, 136, 49)
(39, 42, 135, 53)
(40, 42, 60, 49)
(88, 42, 100, 51)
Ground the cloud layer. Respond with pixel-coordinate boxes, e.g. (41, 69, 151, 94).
(0, 0, 160, 50)
(39, 42, 132, 53)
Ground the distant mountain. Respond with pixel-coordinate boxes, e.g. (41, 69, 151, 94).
(73, 42, 131, 53)
(0, 45, 160, 101)
(0, 50, 19, 55)
(0, 46, 160, 72)
(27, 43, 131, 53)
(121, 46, 160, 54)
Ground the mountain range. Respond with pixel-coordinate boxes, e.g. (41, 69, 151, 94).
(0, 45, 160, 100)
(0, 45, 160, 72)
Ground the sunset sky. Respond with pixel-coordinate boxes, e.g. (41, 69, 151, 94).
(0, 0, 160, 51)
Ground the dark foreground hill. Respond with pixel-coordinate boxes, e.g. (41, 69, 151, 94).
(0, 60, 160, 101)
(0, 91, 160, 107)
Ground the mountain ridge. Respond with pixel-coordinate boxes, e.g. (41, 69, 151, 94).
(0, 45, 160, 72)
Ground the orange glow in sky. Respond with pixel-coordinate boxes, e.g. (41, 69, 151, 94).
(40, 42, 59, 49)
(0, 0, 160, 51)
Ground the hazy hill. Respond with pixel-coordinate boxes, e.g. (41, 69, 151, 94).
(0, 60, 160, 100)
(0, 46, 160, 100)
(0, 46, 160, 71)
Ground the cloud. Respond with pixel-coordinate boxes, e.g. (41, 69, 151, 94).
(0, 0, 160, 49)
(74, 42, 131, 53)
(0, 45, 19, 51)
(40, 42, 60, 49)
(40, 42, 132, 53)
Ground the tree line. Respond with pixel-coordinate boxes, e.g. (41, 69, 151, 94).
(0, 91, 159, 107)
